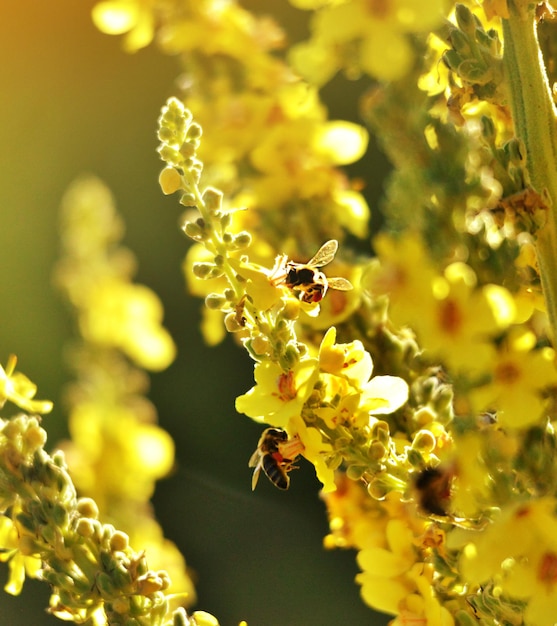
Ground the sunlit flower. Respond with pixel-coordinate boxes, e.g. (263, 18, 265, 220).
(235, 358, 320, 427)
(319, 328, 409, 420)
(0, 355, 53, 415)
(0, 515, 41, 595)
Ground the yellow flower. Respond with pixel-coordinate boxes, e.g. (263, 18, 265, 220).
(319, 327, 409, 419)
(289, 415, 335, 491)
(363, 232, 439, 329)
(458, 498, 557, 626)
(469, 329, 557, 428)
(289, 0, 447, 84)
(235, 358, 320, 427)
(0, 515, 41, 595)
(319, 327, 373, 388)
(410, 263, 514, 374)
(81, 280, 176, 371)
(357, 517, 417, 614)
(0, 355, 53, 415)
(92, 0, 156, 51)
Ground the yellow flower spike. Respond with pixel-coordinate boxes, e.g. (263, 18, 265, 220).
(0, 356, 53, 415)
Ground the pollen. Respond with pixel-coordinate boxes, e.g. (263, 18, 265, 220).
(277, 370, 296, 401)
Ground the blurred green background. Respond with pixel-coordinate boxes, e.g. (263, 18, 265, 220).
(0, 1, 389, 624)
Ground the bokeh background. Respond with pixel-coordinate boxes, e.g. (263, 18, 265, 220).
(0, 1, 390, 624)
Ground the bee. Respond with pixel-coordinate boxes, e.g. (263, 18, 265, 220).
(413, 466, 453, 517)
(249, 427, 300, 490)
(270, 240, 353, 304)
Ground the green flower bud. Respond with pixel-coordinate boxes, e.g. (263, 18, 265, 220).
(202, 187, 223, 213)
(455, 610, 479, 626)
(455, 4, 477, 35)
(159, 167, 183, 195)
(443, 50, 462, 72)
(282, 344, 301, 369)
(183, 221, 204, 241)
(75, 517, 96, 538)
(95, 572, 116, 598)
(412, 429, 436, 453)
(180, 192, 197, 207)
(192, 262, 214, 279)
(224, 312, 244, 333)
(368, 441, 387, 461)
(76, 497, 99, 519)
(110, 531, 129, 552)
(346, 465, 366, 480)
(458, 59, 492, 84)
(234, 232, 252, 249)
(370, 420, 390, 446)
(407, 447, 425, 468)
(449, 29, 472, 56)
(205, 293, 227, 310)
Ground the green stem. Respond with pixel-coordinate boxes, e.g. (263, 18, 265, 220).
(502, 0, 557, 340)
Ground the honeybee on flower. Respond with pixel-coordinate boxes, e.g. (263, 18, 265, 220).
(269, 239, 353, 304)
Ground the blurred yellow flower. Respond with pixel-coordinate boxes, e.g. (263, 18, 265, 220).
(469, 329, 557, 428)
(289, 0, 448, 84)
(92, 0, 156, 51)
(459, 498, 557, 626)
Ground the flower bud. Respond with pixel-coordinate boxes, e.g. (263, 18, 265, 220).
(205, 293, 227, 310)
(159, 167, 182, 195)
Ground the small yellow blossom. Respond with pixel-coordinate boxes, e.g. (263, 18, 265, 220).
(235, 358, 320, 427)
(0, 515, 41, 595)
(469, 328, 557, 428)
(319, 328, 409, 420)
(0, 355, 53, 415)
(357, 517, 417, 613)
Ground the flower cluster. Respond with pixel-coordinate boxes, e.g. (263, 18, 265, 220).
(0, 362, 218, 625)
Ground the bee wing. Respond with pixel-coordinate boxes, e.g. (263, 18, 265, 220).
(327, 277, 353, 291)
(308, 239, 338, 267)
(251, 463, 262, 490)
(248, 449, 261, 468)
